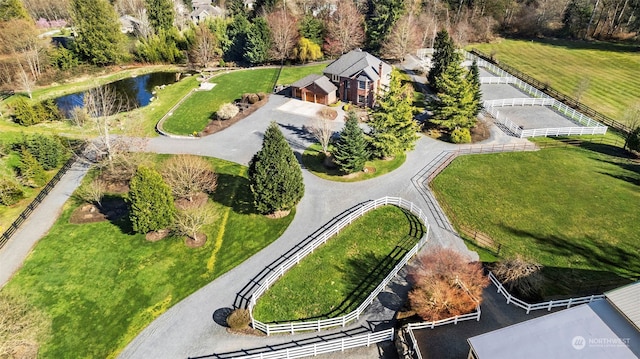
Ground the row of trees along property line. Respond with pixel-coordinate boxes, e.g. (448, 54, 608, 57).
(4, 0, 640, 95)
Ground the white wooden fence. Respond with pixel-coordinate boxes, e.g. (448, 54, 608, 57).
(483, 98, 607, 138)
(488, 271, 605, 314)
(231, 329, 395, 359)
(407, 306, 481, 330)
(249, 197, 430, 335)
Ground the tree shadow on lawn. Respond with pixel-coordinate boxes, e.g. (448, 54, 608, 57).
(541, 266, 635, 298)
(595, 156, 640, 186)
(210, 173, 255, 215)
(501, 226, 640, 294)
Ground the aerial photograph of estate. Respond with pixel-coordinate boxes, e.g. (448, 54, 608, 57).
(0, 0, 638, 358)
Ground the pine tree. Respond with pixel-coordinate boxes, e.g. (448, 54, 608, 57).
(333, 111, 369, 174)
(71, 0, 124, 65)
(127, 166, 176, 234)
(428, 30, 457, 92)
(19, 149, 47, 187)
(365, 0, 406, 52)
(467, 60, 483, 116)
(244, 17, 271, 65)
(368, 69, 420, 159)
(145, 0, 175, 33)
(248, 122, 304, 215)
(430, 59, 478, 131)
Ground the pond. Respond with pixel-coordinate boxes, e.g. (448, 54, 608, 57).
(54, 72, 184, 117)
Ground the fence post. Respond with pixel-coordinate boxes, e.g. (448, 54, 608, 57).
(547, 300, 553, 311)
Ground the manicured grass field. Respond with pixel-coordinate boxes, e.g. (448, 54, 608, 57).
(302, 143, 406, 182)
(1, 155, 294, 358)
(162, 64, 328, 135)
(471, 39, 640, 124)
(431, 147, 640, 294)
(253, 205, 425, 322)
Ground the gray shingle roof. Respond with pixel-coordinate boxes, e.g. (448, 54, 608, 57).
(323, 50, 391, 84)
(606, 281, 640, 331)
(291, 74, 337, 94)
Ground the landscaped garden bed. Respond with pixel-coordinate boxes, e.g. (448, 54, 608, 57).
(301, 143, 406, 182)
(430, 147, 640, 297)
(1, 154, 294, 358)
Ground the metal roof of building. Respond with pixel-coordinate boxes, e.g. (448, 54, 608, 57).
(467, 300, 640, 358)
(606, 281, 640, 331)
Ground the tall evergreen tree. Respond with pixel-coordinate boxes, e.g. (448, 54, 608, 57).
(368, 69, 420, 159)
(244, 17, 271, 64)
(145, 0, 175, 33)
(71, 0, 124, 65)
(248, 122, 304, 215)
(128, 166, 176, 234)
(225, 14, 251, 62)
(430, 59, 478, 131)
(299, 14, 324, 45)
(333, 111, 369, 174)
(19, 149, 47, 187)
(365, 0, 405, 52)
(428, 30, 457, 91)
(467, 60, 483, 116)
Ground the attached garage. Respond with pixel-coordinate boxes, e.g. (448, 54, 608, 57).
(290, 74, 337, 105)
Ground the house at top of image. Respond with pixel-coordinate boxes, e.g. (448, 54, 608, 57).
(290, 49, 391, 108)
(467, 281, 640, 359)
(190, 0, 224, 23)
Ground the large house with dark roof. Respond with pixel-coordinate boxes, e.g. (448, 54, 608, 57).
(323, 49, 392, 107)
(290, 50, 391, 108)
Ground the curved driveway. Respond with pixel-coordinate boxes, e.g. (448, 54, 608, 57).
(119, 94, 528, 358)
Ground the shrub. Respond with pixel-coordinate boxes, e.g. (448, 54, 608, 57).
(216, 103, 239, 120)
(450, 127, 471, 144)
(247, 93, 259, 104)
(317, 108, 337, 121)
(69, 106, 90, 126)
(491, 256, 544, 300)
(16, 134, 66, 170)
(19, 149, 48, 187)
(343, 104, 350, 111)
(0, 177, 24, 206)
(408, 247, 488, 321)
(127, 166, 176, 234)
(226, 309, 251, 329)
(161, 155, 218, 201)
(11, 99, 62, 126)
(257, 92, 268, 101)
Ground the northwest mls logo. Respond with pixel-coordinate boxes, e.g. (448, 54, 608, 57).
(572, 336, 586, 350)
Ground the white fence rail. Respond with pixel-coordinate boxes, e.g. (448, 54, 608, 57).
(483, 98, 607, 138)
(488, 271, 605, 314)
(407, 306, 481, 330)
(231, 329, 394, 359)
(405, 327, 423, 359)
(250, 197, 430, 335)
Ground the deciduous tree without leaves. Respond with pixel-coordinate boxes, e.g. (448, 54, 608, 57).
(161, 155, 218, 202)
(323, 1, 364, 56)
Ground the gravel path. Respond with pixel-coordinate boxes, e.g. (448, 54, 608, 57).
(0, 68, 535, 359)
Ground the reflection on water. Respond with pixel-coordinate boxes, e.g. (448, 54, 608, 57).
(55, 72, 181, 117)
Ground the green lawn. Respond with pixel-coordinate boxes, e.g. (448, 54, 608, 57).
(302, 143, 406, 182)
(253, 205, 425, 322)
(162, 63, 328, 135)
(1, 155, 294, 358)
(162, 68, 278, 135)
(431, 147, 640, 294)
(470, 39, 640, 124)
(276, 63, 328, 85)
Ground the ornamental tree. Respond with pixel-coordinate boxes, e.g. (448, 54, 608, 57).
(368, 69, 419, 159)
(248, 122, 304, 215)
(128, 166, 176, 233)
(333, 111, 369, 174)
